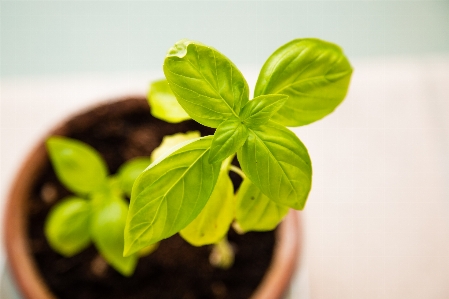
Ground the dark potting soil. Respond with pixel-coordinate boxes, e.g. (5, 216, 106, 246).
(26, 97, 276, 299)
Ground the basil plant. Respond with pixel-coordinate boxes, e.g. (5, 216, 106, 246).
(45, 137, 158, 276)
(123, 38, 353, 264)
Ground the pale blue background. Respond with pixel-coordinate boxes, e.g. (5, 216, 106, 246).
(1, 0, 449, 78)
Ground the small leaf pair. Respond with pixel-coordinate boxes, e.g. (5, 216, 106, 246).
(208, 94, 288, 164)
(45, 137, 152, 276)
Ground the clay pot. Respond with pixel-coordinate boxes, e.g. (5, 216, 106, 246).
(3, 96, 302, 299)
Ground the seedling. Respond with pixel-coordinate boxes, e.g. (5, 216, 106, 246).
(45, 38, 352, 276)
(45, 129, 202, 275)
(44, 137, 156, 276)
(123, 38, 353, 266)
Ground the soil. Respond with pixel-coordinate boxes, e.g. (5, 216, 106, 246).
(26, 97, 276, 299)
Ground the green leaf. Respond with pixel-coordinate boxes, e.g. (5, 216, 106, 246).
(239, 94, 288, 128)
(235, 179, 289, 233)
(91, 196, 138, 276)
(117, 157, 152, 197)
(106, 176, 124, 198)
(148, 79, 191, 123)
(151, 131, 201, 161)
(254, 38, 353, 126)
(44, 196, 91, 257)
(237, 122, 312, 210)
(209, 118, 249, 164)
(124, 136, 221, 256)
(180, 161, 234, 246)
(46, 136, 108, 194)
(164, 39, 249, 128)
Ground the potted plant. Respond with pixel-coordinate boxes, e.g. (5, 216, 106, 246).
(3, 38, 352, 299)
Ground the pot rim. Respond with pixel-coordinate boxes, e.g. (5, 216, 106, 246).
(3, 96, 302, 299)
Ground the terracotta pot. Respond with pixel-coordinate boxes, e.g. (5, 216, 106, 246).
(3, 96, 302, 299)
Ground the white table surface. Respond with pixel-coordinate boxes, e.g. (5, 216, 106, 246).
(1, 56, 449, 298)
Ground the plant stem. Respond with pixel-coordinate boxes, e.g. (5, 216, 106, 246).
(209, 237, 235, 269)
(229, 165, 246, 180)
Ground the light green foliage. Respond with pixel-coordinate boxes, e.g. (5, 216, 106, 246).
(126, 38, 351, 259)
(209, 118, 249, 164)
(164, 39, 249, 128)
(106, 176, 124, 198)
(46, 136, 108, 194)
(151, 131, 200, 161)
(235, 179, 289, 233)
(238, 122, 312, 210)
(44, 196, 91, 257)
(45, 136, 154, 276)
(239, 94, 288, 128)
(117, 157, 152, 197)
(91, 197, 138, 276)
(44, 38, 351, 273)
(254, 38, 353, 127)
(180, 160, 235, 246)
(148, 79, 191, 123)
(124, 136, 221, 256)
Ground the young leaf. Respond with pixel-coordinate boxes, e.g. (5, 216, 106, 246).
(234, 179, 289, 233)
(91, 196, 138, 276)
(124, 136, 221, 256)
(254, 38, 353, 127)
(208, 118, 249, 164)
(180, 162, 234, 246)
(151, 131, 201, 161)
(117, 157, 152, 197)
(44, 196, 91, 257)
(148, 79, 191, 123)
(164, 39, 249, 128)
(237, 122, 312, 210)
(106, 176, 125, 198)
(46, 137, 108, 194)
(239, 94, 288, 128)
(89, 187, 124, 214)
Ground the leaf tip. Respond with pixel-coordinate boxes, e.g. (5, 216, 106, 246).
(122, 244, 134, 258)
(123, 229, 135, 257)
(112, 256, 138, 277)
(166, 39, 195, 58)
(45, 135, 63, 151)
(291, 198, 307, 211)
(120, 269, 134, 277)
(123, 229, 152, 258)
